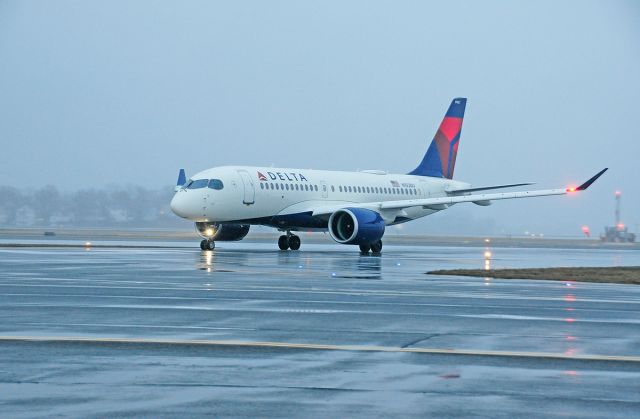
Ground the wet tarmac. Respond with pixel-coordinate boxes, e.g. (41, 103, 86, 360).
(1, 241, 639, 417)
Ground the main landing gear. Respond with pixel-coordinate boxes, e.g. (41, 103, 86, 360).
(359, 240, 383, 255)
(200, 239, 215, 251)
(278, 231, 301, 251)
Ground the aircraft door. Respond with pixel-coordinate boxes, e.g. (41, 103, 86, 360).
(237, 170, 255, 205)
(321, 181, 328, 198)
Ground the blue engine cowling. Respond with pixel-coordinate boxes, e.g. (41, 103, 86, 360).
(195, 222, 250, 241)
(328, 208, 385, 245)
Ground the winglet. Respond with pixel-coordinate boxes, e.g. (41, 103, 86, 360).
(572, 168, 608, 192)
(177, 169, 186, 186)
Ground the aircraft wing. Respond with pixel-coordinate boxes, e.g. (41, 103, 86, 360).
(311, 168, 607, 217)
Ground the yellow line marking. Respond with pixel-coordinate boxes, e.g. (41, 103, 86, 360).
(1, 335, 639, 362)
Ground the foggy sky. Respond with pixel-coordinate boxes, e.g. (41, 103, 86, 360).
(1, 0, 638, 236)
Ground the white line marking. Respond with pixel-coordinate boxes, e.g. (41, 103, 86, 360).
(1, 335, 639, 362)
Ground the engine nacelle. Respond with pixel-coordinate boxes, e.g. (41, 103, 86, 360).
(195, 222, 250, 241)
(328, 208, 385, 245)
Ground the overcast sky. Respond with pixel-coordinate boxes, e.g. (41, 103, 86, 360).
(1, 0, 638, 236)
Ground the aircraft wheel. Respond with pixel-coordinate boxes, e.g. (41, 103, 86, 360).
(289, 235, 301, 250)
(359, 243, 371, 254)
(370, 240, 383, 254)
(200, 239, 208, 250)
(278, 235, 290, 250)
(206, 240, 216, 250)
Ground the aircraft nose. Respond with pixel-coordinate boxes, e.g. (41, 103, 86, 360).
(170, 192, 189, 218)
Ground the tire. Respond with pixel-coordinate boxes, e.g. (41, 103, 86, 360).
(289, 235, 301, 250)
(370, 240, 383, 254)
(359, 243, 371, 254)
(278, 235, 290, 250)
(200, 239, 208, 250)
(206, 240, 216, 250)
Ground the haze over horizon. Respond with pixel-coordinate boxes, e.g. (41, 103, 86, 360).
(1, 1, 638, 236)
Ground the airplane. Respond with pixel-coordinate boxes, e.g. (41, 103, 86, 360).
(170, 98, 607, 253)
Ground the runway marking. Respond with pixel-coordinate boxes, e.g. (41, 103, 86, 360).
(1, 335, 639, 363)
(2, 282, 639, 305)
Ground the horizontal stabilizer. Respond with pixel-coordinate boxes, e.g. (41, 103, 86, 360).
(446, 182, 535, 194)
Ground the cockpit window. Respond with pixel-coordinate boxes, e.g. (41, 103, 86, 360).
(208, 179, 224, 190)
(187, 179, 208, 189)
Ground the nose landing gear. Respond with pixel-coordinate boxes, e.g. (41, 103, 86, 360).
(200, 239, 215, 251)
(278, 231, 301, 251)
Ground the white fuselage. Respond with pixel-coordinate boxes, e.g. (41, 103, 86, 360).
(170, 166, 470, 230)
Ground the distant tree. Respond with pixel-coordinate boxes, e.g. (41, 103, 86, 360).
(33, 185, 61, 225)
(0, 186, 26, 225)
(71, 188, 111, 226)
(0, 184, 185, 228)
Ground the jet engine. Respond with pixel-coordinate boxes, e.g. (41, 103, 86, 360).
(328, 208, 385, 245)
(195, 222, 250, 241)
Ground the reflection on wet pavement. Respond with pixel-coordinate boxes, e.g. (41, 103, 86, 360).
(1, 242, 639, 417)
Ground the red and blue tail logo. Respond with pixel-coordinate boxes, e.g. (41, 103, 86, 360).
(257, 171, 267, 181)
(409, 98, 466, 179)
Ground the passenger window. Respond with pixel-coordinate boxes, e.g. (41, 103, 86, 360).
(314, 185, 318, 191)
(331, 185, 335, 192)
(339, 186, 342, 192)
(208, 179, 224, 190)
(188, 179, 208, 189)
